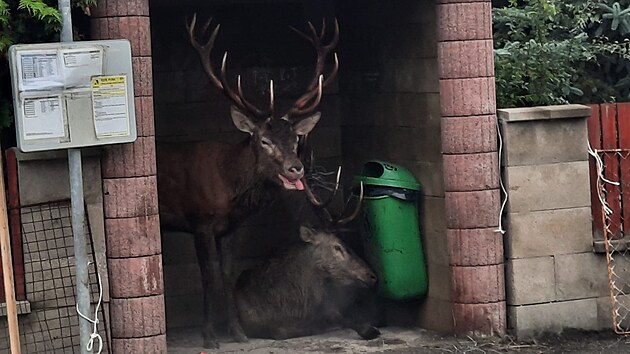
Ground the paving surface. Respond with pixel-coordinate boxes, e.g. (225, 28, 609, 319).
(166, 326, 630, 354)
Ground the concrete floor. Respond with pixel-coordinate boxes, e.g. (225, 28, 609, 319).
(166, 326, 630, 354)
(167, 327, 442, 354)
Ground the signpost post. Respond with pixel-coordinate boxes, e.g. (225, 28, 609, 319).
(57, 1, 92, 352)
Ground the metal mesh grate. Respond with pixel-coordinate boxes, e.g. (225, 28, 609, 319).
(596, 150, 630, 334)
(0, 201, 109, 353)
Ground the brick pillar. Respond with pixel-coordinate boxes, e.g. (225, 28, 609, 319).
(436, 0, 506, 334)
(90, 1, 167, 352)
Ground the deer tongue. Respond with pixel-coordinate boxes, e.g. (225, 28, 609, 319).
(278, 174, 305, 191)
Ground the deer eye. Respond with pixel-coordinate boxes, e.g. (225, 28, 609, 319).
(261, 138, 272, 147)
(334, 245, 344, 253)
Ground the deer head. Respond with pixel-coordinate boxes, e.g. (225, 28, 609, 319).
(186, 14, 339, 190)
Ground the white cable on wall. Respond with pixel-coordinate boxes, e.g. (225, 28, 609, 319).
(496, 119, 508, 235)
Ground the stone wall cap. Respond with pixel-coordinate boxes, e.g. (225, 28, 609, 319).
(497, 104, 592, 122)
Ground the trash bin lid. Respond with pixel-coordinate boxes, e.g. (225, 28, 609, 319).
(354, 160, 421, 190)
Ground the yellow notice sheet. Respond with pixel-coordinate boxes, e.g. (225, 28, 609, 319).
(91, 75, 130, 138)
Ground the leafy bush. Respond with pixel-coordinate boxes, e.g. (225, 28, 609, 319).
(493, 0, 630, 107)
(494, 0, 594, 107)
(0, 0, 95, 129)
(588, 0, 630, 102)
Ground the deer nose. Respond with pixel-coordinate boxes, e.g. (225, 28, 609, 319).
(289, 165, 304, 175)
(286, 163, 304, 178)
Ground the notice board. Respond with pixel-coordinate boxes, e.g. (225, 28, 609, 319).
(8, 40, 137, 152)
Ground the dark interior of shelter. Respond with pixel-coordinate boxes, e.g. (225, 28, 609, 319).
(149, 0, 448, 347)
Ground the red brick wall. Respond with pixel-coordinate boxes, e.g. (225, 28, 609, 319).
(437, 0, 506, 334)
(90, 0, 167, 352)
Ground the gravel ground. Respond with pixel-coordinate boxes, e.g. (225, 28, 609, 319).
(166, 326, 630, 354)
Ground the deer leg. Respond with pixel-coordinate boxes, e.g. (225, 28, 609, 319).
(217, 235, 248, 343)
(194, 227, 221, 349)
(323, 308, 380, 340)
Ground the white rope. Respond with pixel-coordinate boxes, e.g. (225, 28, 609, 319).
(495, 120, 508, 235)
(587, 140, 617, 216)
(76, 261, 104, 354)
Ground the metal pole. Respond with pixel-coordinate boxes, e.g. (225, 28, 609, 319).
(58, 0, 73, 42)
(68, 149, 91, 354)
(58, 0, 92, 352)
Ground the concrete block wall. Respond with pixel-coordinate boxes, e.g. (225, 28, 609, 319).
(336, 0, 449, 331)
(161, 231, 202, 329)
(499, 105, 613, 338)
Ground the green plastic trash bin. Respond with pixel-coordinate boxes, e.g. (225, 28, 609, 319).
(355, 160, 428, 300)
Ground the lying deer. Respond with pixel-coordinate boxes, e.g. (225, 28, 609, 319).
(235, 226, 380, 340)
(157, 15, 340, 348)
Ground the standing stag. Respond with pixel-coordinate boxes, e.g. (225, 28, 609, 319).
(157, 14, 340, 348)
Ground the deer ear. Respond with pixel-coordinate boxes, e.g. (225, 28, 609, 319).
(299, 226, 319, 243)
(292, 112, 321, 136)
(231, 106, 257, 134)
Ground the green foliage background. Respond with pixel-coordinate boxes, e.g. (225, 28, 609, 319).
(0, 0, 95, 130)
(494, 0, 630, 108)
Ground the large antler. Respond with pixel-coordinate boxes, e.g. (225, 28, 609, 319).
(286, 18, 340, 118)
(303, 167, 363, 226)
(186, 14, 274, 118)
